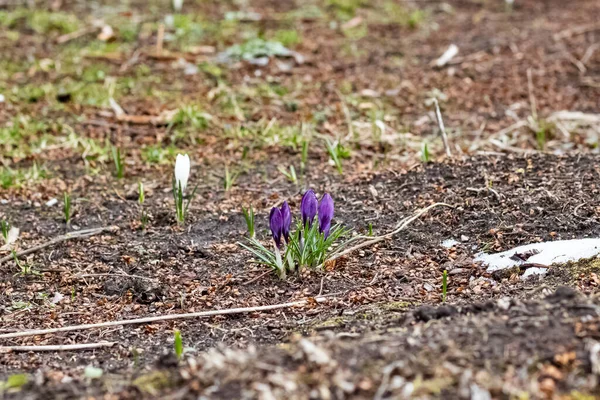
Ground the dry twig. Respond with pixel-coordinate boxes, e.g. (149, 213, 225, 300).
(553, 23, 600, 41)
(0, 297, 329, 340)
(74, 273, 157, 282)
(0, 342, 115, 353)
(0, 226, 118, 265)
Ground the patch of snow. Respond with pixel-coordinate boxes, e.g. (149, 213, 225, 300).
(475, 238, 600, 272)
(521, 267, 548, 279)
(184, 62, 198, 75)
(442, 238, 460, 248)
(51, 292, 64, 304)
(470, 383, 491, 400)
(589, 341, 600, 375)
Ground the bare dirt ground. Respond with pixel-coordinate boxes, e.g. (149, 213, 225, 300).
(1, 0, 600, 398)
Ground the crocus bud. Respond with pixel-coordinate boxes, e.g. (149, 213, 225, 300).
(300, 190, 318, 227)
(281, 201, 292, 242)
(318, 193, 334, 238)
(269, 207, 283, 248)
(174, 154, 190, 193)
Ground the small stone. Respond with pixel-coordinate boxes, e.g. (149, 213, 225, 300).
(497, 297, 511, 310)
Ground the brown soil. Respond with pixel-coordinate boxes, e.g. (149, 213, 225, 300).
(1, 0, 600, 398)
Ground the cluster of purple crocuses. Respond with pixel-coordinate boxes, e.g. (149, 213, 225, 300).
(269, 190, 334, 248)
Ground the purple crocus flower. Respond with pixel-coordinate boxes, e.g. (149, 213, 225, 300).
(269, 207, 283, 248)
(300, 190, 318, 227)
(280, 201, 292, 242)
(318, 193, 334, 238)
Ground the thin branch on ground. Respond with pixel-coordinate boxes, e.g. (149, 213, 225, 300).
(0, 226, 118, 265)
(0, 342, 115, 353)
(73, 273, 157, 282)
(56, 26, 98, 44)
(325, 203, 452, 265)
(0, 297, 330, 340)
(553, 23, 600, 40)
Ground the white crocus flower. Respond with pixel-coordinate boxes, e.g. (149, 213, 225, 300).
(173, 0, 183, 12)
(175, 154, 190, 193)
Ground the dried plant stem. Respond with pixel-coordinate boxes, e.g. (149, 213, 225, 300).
(325, 203, 452, 264)
(527, 68, 538, 122)
(0, 226, 118, 265)
(0, 342, 115, 353)
(0, 298, 329, 340)
(433, 98, 451, 157)
(336, 89, 355, 142)
(156, 23, 165, 54)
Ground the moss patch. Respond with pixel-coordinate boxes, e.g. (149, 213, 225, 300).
(552, 257, 600, 284)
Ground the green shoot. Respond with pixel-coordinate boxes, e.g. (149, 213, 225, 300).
(174, 330, 183, 360)
(1, 374, 28, 391)
(370, 109, 385, 144)
(241, 146, 249, 161)
(172, 180, 198, 225)
(442, 269, 448, 302)
(536, 128, 546, 150)
(1, 219, 10, 244)
(301, 139, 310, 170)
(242, 205, 255, 238)
(421, 141, 431, 163)
(224, 165, 238, 192)
(112, 145, 124, 179)
(132, 348, 140, 369)
(138, 181, 145, 205)
(325, 138, 349, 175)
(138, 181, 148, 229)
(367, 222, 373, 236)
(12, 250, 38, 276)
(278, 165, 298, 185)
(63, 192, 72, 224)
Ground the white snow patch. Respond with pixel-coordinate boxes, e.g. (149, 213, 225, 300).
(521, 267, 548, 279)
(442, 238, 460, 248)
(475, 239, 600, 273)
